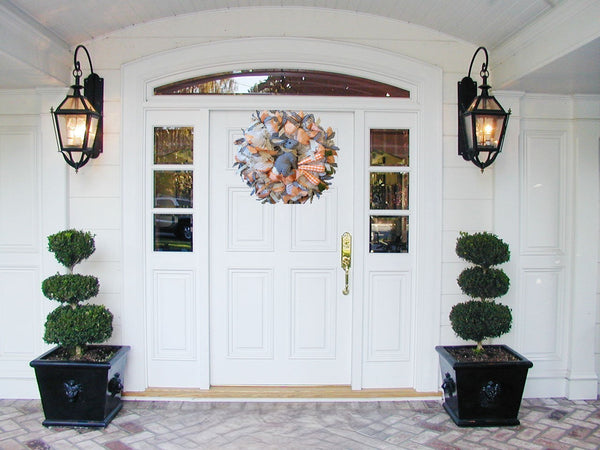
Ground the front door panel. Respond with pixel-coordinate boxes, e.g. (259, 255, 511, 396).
(209, 110, 354, 385)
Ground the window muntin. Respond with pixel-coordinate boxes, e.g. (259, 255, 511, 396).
(154, 69, 410, 98)
(369, 129, 410, 253)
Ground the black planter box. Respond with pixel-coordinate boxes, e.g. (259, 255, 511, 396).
(435, 345, 532, 427)
(30, 345, 130, 427)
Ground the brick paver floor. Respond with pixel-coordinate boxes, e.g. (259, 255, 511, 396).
(1, 397, 599, 449)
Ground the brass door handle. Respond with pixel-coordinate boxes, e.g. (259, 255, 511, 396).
(341, 232, 352, 295)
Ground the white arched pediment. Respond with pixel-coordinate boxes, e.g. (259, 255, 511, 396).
(121, 37, 442, 393)
(123, 37, 439, 104)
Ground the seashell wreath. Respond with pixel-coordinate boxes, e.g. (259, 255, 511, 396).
(233, 110, 338, 204)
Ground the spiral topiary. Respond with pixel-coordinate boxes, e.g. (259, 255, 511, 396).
(42, 230, 113, 358)
(450, 231, 512, 353)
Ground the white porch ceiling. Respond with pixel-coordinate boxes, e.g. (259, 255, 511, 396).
(0, 0, 599, 94)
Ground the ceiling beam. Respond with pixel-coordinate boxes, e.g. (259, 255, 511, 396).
(492, 0, 600, 90)
(0, 1, 72, 87)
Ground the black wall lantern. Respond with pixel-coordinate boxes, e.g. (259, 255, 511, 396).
(51, 45, 103, 172)
(458, 46, 510, 172)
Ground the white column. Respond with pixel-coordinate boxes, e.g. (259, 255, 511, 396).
(566, 96, 600, 399)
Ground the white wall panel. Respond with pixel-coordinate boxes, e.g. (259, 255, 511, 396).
(443, 199, 493, 231)
(0, 128, 38, 252)
(366, 271, 411, 362)
(69, 165, 121, 198)
(290, 188, 336, 252)
(290, 269, 336, 358)
(521, 269, 563, 359)
(228, 188, 274, 251)
(228, 269, 273, 358)
(152, 270, 195, 360)
(70, 197, 121, 229)
(0, 269, 39, 356)
(521, 130, 565, 254)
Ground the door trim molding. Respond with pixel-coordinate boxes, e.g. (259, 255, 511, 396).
(122, 37, 442, 393)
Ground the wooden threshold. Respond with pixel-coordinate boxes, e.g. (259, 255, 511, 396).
(124, 385, 441, 399)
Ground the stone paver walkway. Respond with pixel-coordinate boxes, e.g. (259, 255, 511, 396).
(1, 398, 599, 449)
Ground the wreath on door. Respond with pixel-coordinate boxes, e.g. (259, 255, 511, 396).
(233, 110, 338, 204)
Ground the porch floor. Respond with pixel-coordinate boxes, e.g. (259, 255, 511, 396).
(1, 397, 599, 449)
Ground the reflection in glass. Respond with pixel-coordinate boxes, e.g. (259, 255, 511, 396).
(370, 172, 409, 210)
(370, 129, 409, 166)
(154, 171, 193, 208)
(154, 214, 193, 252)
(154, 127, 193, 164)
(154, 69, 410, 98)
(370, 216, 408, 253)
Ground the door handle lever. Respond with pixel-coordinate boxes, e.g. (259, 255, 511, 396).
(341, 232, 352, 295)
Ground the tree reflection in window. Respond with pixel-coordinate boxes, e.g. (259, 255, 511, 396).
(154, 69, 409, 98)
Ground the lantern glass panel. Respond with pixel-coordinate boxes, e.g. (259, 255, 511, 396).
(478, 96, 502, 111)
(57, 114, 85, 148)
(87, 116, 99, 146)
(463, 114, 475, 150)
(474, 115, 504, 149)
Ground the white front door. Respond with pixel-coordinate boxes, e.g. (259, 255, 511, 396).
(209, 110, 354, 385)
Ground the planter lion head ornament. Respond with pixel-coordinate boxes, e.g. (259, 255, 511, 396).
(233, 110, 338, 204)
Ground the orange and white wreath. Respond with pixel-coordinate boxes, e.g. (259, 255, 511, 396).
(233, 110, 338, 204)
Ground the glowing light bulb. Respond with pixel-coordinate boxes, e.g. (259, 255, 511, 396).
(66, 116, 86, 147)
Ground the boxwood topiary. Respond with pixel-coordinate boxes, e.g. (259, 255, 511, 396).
(450, 232, 512, 353)
(449, 300, 512, 344)
(44, 304, 113, 349)
(42, 229, 113, 359)
(455, 231, 509, 268)
(42, 274, 99, 305)
(47, 229, 96, 272)
(457, 267, 509, 300)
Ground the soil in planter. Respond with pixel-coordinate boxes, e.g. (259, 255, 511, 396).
(43, 345, 118, 363)
(447, 346, 520, 362)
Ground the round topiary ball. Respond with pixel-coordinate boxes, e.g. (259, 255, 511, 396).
(457, 266, 510, 300)
(43, 304, 113, 351)
(47, 229, 95, 271)
(449, 300, 512, 343)
(41, 274, 99, 305)
(455, 231, 509, 268)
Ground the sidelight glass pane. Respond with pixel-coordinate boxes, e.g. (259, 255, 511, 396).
(370, 129, 409, 166)
(370, 216, 408, 253)
(154, 127, 193, 164)
(154, 214, 193, 252)
(154, 171, 193, 208)
(370, 172, 409, 210)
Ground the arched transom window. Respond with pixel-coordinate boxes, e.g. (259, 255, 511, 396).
(154, 69, 410, 98)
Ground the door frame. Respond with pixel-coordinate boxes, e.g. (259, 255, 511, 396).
(122, 37, 443, 393)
